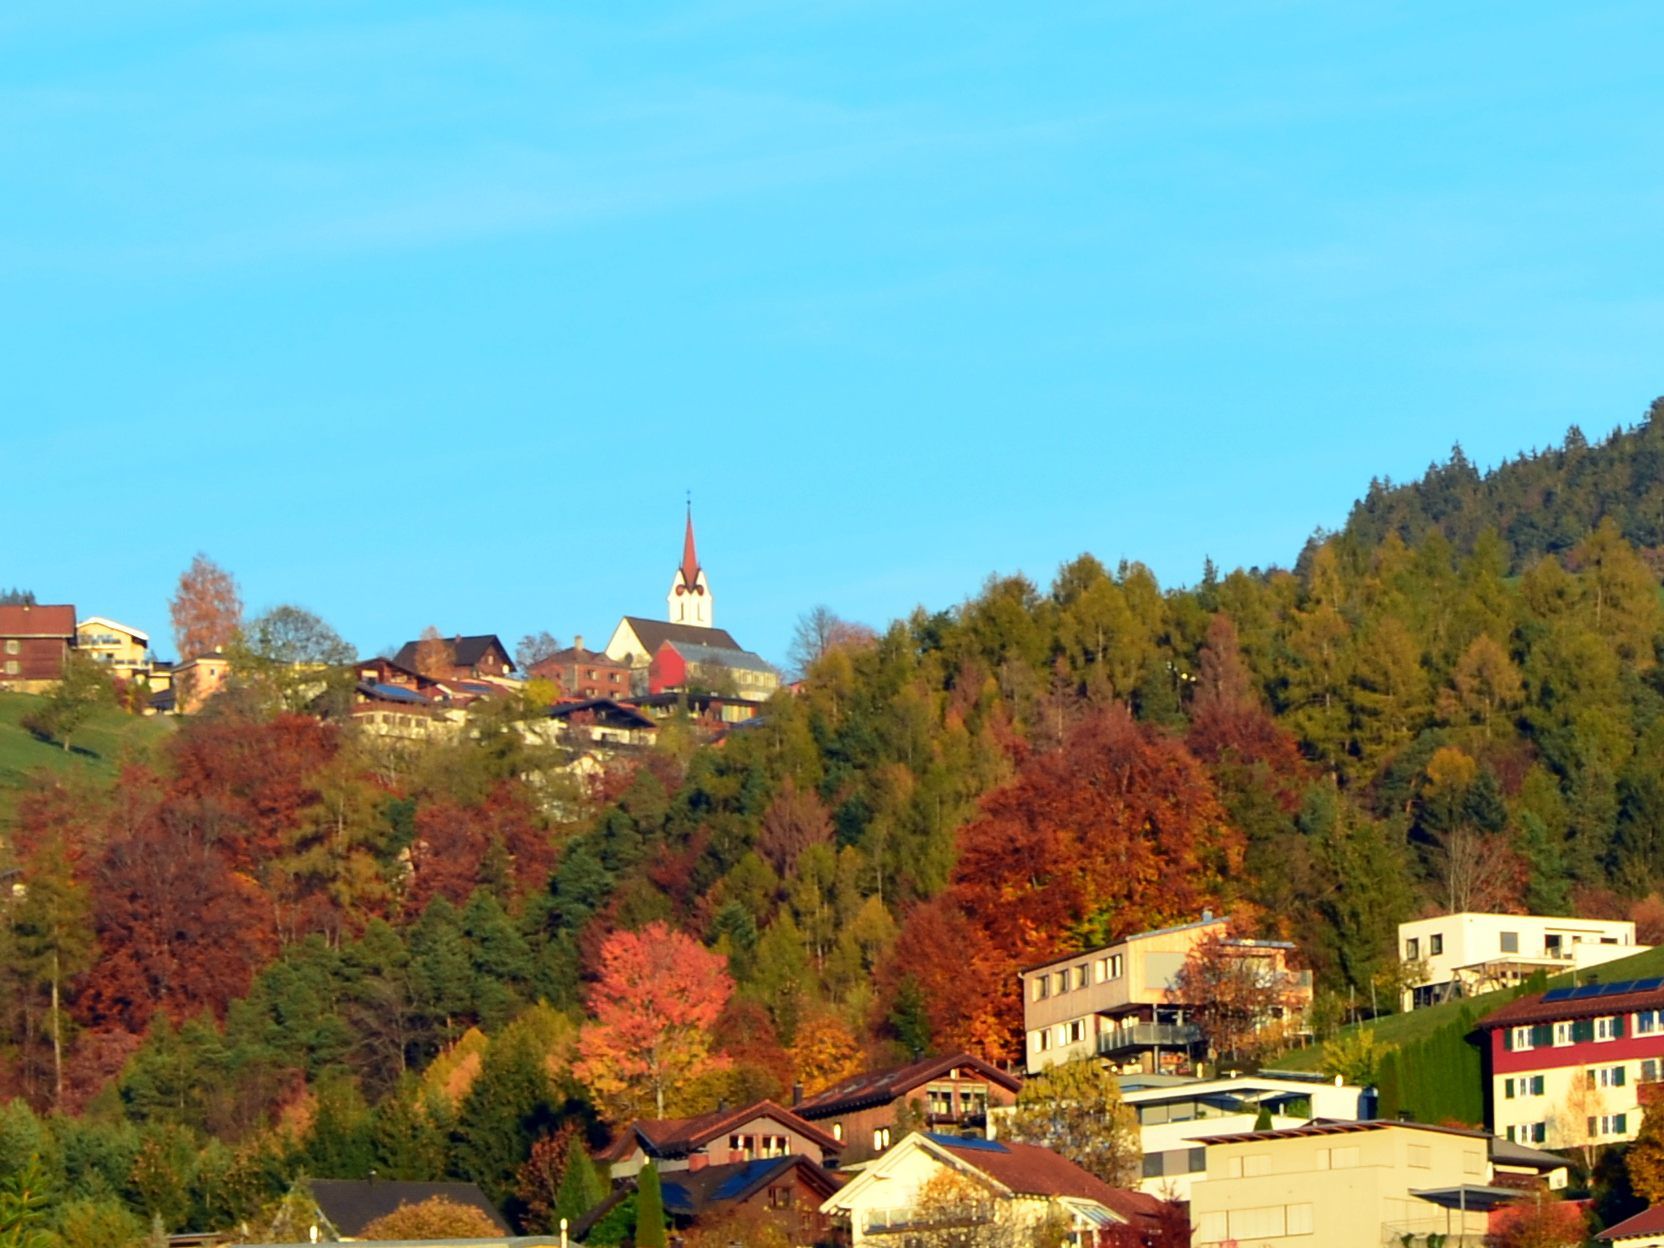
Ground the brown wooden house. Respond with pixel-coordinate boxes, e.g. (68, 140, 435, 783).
(391, 633, 515, 681)
(662, 1155, 844, 1247)
(0, 603, 75, 690)
(604, 1100, 842, 1180)
(792, 1053, 1022, 1162)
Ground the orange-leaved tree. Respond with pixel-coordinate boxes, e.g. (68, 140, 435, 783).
(888, 705, 1243, 1061)
(360, 1195, 501, 1239)
(574, 921, 734, 1122)
(169, 553, 242, 660)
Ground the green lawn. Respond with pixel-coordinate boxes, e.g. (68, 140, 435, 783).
(1271, 944, 1664, 1072)
(0, 691, 172, 834)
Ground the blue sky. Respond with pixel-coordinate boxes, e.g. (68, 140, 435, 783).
(4, 3, 1662, 664)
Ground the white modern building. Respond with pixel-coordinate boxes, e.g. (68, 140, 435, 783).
(1118, 1072, 1373, 1199)
(1399, 912, 1648, 1010)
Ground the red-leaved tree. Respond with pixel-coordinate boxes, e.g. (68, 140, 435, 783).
(574, 922, 734, 1122)
(169, 553, 243, 660)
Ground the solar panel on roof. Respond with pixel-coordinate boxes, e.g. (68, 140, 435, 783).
(931, 1134, 1008, 1152)
(1639, 977, 1664, 992)
(1543, 988, 1574, 1002)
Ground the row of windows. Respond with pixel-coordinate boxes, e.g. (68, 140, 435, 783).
(1196, 1203, 1314, 1243)
(1507, 1122, 1548, 1144)
(1405, 934, 1445, 960)
(1029, 954, 1125, 1001)
(1503, 1075, 1547, 1099)
(1508, 1015, 1627, 1050)
(1028, 1019, 1088, 1052)
(1590, 1113, 1630, 1138)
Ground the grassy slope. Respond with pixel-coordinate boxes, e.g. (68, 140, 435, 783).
(0, 692, 171, 835)
(1272, 944, 1664, 1071)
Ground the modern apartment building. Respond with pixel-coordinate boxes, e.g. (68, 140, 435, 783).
(1019, 915, 1312, 1076)
(1399, 912, 1646, 1010)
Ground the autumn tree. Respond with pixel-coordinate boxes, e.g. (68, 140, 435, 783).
(789, 605, 876, 675)
(1169, 929, 1307, 1062)
(574, 922, 734, 1121)
(412, 626, 451, 678)
(788, 1010, 864, 1096)
(360, 1195, 502, 1239)
(758, 779, 835, 877)
(1485, 1192, 1587, 1248)
(169, 553, 242, 660)
(516, 631, 562, 671)
(1002, 1057, 1140, 1187)
(233, 604, 356, 713)
(1628, 1100, 1664, 1205)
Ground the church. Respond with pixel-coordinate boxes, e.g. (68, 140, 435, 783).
(604, 510, 779, 702)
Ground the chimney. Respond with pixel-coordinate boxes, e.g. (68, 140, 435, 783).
(792, 1083, 804, 1107)
(574, 634, 584, 652)
(687, 1154, 708, 1172)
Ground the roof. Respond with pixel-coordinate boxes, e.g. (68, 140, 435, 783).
(609, 1100, 842, 1161)
(1193, 1119, 1490, 1146)
(1477, 979, 1664, 1030)
(660, 640, 776, 674)
(930, 1135, 1161, 1221)
(76, 616, 150, 643)
(392, 634, 514, 673)
(547, 698, 657, 729)
(0, 604, 75, 638)
(530, 645, 630, 672)
(660, 1156, 842, 1219)
(1490, 1137, 1572, 1172)
(615, 617, 742, 657)
(794, 1054, 1022, 1119)
(306, 1178, 509, 1236)
(1603, 1206, 1664, 1241)
(358, 681, 432, 705)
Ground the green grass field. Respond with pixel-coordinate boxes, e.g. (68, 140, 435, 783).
(0, 691, 172, 833)
(1271, 943, 1664, 1072)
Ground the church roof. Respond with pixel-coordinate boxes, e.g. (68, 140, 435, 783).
(617, 617, 741, 657)
(662, 640, 776, 675)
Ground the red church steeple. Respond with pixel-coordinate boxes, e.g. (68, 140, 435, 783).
(680, 505, 702, 594)
(667, 504, 714, 627)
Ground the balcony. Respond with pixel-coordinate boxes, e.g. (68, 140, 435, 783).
(1098, 1023, 1201, 1056)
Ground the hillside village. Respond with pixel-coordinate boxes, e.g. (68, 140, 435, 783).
(14, 420, 1664, 1247)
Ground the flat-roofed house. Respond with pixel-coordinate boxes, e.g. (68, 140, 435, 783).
(1399, 912, 1648, 1009)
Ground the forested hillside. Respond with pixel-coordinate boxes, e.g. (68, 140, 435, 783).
(8, 402, 1664, 1237)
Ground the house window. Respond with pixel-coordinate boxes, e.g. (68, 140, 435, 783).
(1639, 1011, 1661, 1036)
(1501, 931, 1519, 954)
(1033, 977, 1049, 1002)
(1054, 971, 1068, 994)
(768, 1186, 791, 1209)
(1065, 1019, 1085, 1045)
(1645, 1060, 1662, 1085)
(1406, 937, 1420, 960)
(928, 1087, 954, 1117)
(831, 1121, 843, 1142)
(1589, 1065, 1627, 1089)
(1511, 1026, 1535, 1051)
(3, 661, 17, 676)
(1554, 1021, 1574, 1047)
(1094, 958, 1108, 983)
(1075, 964, 1089, 989)
(1596, 1015, 1623, 1041)
(3, 640, 18, 655)
(1110, 954, 1124, 978)
(1430, 934, 1444, 956)
(872, 1127, 891, 1151)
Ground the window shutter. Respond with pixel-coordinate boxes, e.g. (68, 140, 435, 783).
(1615, 1015, 1626, 1039)
(1503, 1029, 1514, 1052)
(1574, 1019, 1594, 1044)
(1616, 1067, 1627, 1087)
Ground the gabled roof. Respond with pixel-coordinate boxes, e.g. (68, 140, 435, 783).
(547, 698, 657, 729)
(0, 604, 75, 638)
(1477, 981, 1664, 1030)
(392, 634, 514, 673)
(658, 640, 776, 674)
(793, 1053, 1021, 1119)
(76, 616, 150, 643)
(660, 1155, 842, 1219)
(930, 1136, 1161, 1221)
(615, 617, 741, 657)
(1602, 1205, 1664, 1241)
(609, 1100, 842, 1162)
(530, 645, 631, 672)
(306, 1178, 508, 1236)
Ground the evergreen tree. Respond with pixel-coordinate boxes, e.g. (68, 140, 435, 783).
(552, 1132, 608, 1229)
(635, 1162, 668, 1248)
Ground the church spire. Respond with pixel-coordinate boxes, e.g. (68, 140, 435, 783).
(667, 503, 713, 628)
(680, 504, 701, 594)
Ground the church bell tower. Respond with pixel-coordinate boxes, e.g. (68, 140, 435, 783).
(667, 506, 713, 628)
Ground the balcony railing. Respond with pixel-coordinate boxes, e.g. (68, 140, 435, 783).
(1099, 1023, 1201, 1055)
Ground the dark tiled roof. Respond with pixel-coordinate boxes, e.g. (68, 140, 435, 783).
(307, 1178, 508, 1236)
(660, 1156, 842, 1219)
(615, 617, 741, 658)
(930, 1136, 1159, 1221)
(530, 646, 631, 673)
(793, 1054, 1021, 1119)
(0, 604, 75, 638)
(392, 634, 513, 673)
(547, 698, 656, 729)
(1603, 1204, 1664, 1240)
(1477, 984, 1664, 1030)
(610, 1100, 842, 1161)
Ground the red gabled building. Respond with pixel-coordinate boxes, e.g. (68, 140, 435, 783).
(1477, 975, 1664, 1150)
(0, 603, 76, 689)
